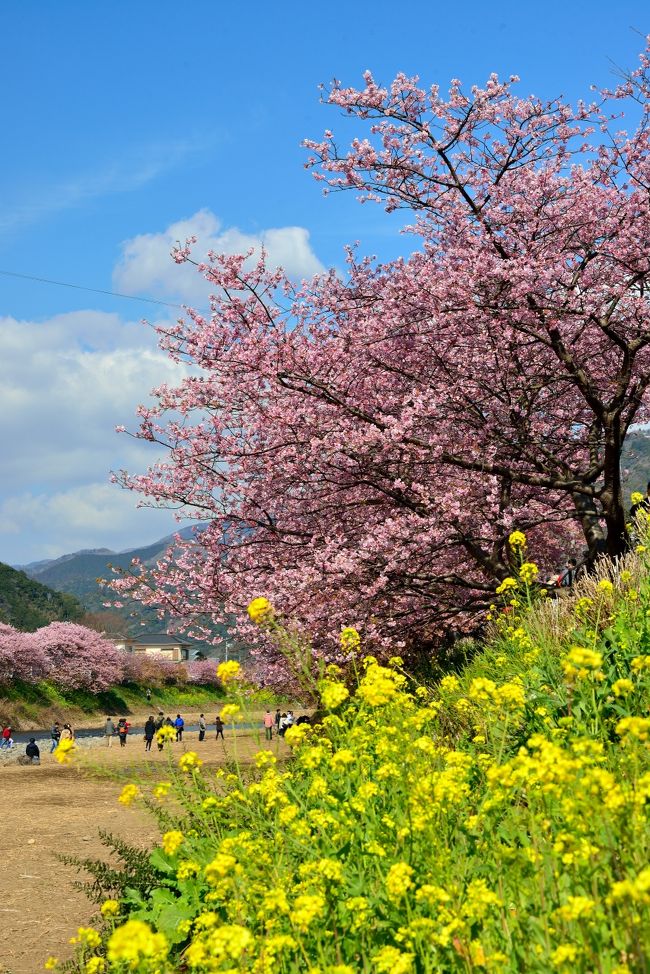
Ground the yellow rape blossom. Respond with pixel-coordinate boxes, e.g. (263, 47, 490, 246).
(496, 577, 518, 594)
(290, 894, 325, 931)
(179, 751, 203, 772)
(340, 626, 361, 652)
(519, 561, 539, 584)
(117, 783, 139, 807)
(217, 659, 241, 682)
(156, 724, 176, 745)
(69, 928, 101, 949)
(385, 862, 414, 898)
(220, 703, 242, 723)
(247, 597, 272, 623)
(373, 945, 414, 974)
(357, 663, 407, 706)
(107, 920, 168, 967)
(152, 780, 172, 800)
(100, 899, 120, 917)
(318, 679, 350, 710)
(161, 830, 184, 856)
(616, 716, 650, 742)
(508, 530, 527, 549)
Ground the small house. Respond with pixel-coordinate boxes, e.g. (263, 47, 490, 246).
(113, 632, 191, 662)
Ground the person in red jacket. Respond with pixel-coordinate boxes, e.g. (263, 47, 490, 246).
(1, 725, 13, 749)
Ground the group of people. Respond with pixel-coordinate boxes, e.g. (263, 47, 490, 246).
(0, 720, 75, 765)
(3, 706, 309, 766)
(263, 708, 309, 740)
(105, 712, 218, 751)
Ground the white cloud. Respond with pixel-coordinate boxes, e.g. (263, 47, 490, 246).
(113, 209, 325, 304)
(0, 484, 181, 561)
(0, 309, 187, 562)
(0, 211, 325, 564)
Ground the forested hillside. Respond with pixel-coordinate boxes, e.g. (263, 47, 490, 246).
(0, 562, 85, 631)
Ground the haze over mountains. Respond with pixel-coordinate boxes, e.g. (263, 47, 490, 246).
(15, 524, 201, 605)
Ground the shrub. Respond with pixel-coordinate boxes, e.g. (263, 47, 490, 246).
(29, 622, 125, 691)
(0, 621, 48, 684)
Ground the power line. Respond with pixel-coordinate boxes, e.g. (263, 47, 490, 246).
(0, 267, 209, 314)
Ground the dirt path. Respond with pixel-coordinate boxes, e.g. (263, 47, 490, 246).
(0, 730, 287, 974)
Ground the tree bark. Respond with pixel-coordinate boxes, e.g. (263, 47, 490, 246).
(600, 416, 628, 559)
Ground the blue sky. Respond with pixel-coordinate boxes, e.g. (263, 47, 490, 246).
(0, 0, 648, 564)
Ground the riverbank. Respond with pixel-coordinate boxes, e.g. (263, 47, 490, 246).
(0, 679, 226, 731)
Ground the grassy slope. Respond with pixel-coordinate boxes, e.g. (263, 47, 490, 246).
(0, 681, 225, 729)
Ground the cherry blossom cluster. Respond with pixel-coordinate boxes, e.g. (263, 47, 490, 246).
(113, 46, 650, 682)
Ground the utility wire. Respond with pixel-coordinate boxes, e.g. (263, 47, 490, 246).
(0, 267, 211, 314)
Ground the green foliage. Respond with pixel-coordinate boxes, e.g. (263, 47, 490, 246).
(58, 830, 164, 905)
(0, 680, 224, 729)
(0, 561, 84, 631)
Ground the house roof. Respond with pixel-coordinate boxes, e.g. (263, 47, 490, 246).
(128, 633, 191, 648)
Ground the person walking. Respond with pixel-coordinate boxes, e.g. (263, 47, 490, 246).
(146, 688, 152, 704)
(274, 708, 281, 733)
(215, 715, 225, 740)
(104, 716, 115, 747)
(117, 718, 129, 748)
(263, 710, 274, 741)
(49, 721, 61, 753)
(198, 714, 206, 742)
(154, 712, 165, 751)
(144, 715, 156, 752)
(174, 714, 185, 742)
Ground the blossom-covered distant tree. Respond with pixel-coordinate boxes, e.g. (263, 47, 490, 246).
(0, 622, 48, 684)
(29, 622, 125, 691)
(114, 48, 650, 668)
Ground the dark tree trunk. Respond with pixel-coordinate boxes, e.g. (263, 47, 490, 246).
(601, 417, 628, 559)
(573, 491, 606, 566)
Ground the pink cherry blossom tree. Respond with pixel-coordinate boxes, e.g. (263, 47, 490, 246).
(113, 48, 650, 673)
(0, 622, 48, 684)
(28, 622, 125, 692)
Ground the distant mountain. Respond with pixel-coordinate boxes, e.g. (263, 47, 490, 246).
(15, 524, 229, 655)
(0, 561, 85, 631)
(17, 548, 114, 575)
(19, 525, 202, 606)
